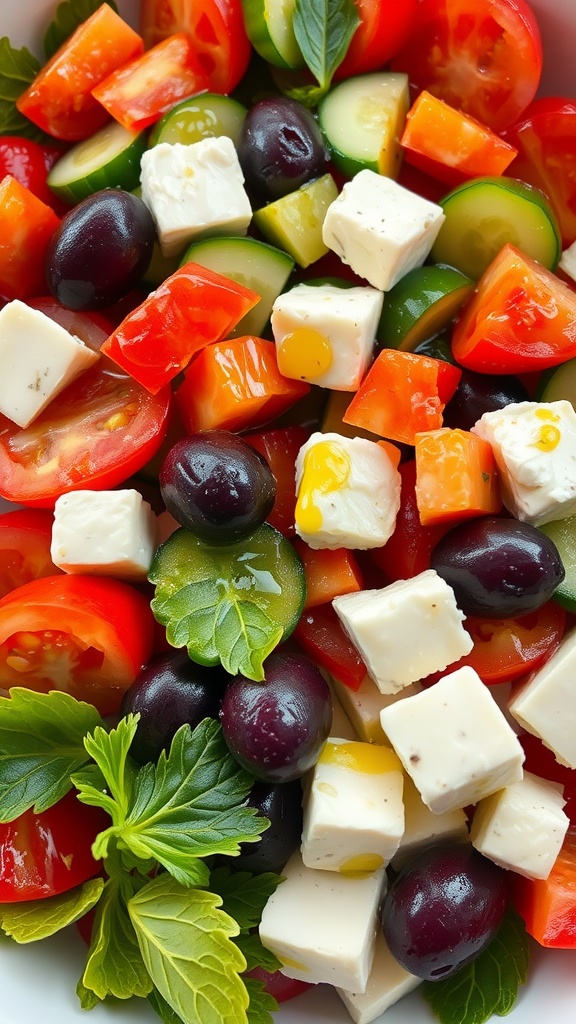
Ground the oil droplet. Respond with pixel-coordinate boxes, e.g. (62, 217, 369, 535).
(319, 740, 401, 774)
(279, 955, 310, 972)
(295, 440, 351, 534)
(339, 853, 385, 877)
(277, 327, 333, 381)
(533, 424, 561, 452)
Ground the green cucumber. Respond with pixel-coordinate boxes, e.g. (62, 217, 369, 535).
(241, 0, 304, 70)
(149, 93, 248, 148)
(47, 122, 147, 204)
(179, 236, 294, 337)
(430, 176, 562, 280)
(377, 264, 474, 351)
(252, 173, 339, 268)
(318, 72, 409, 179)
(539, 517, 576, 612)
(537, 358, 576, 407)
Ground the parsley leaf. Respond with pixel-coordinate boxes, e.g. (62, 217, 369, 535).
(0, 688, 103, 822)
(81, 873, 153, 1001)
(244, 977, 278, 1024)
(128, 874, 250, 1024)
(0, 37, 48, 141)
(422, 908, 530, 1024)
(208, 866, 283, 934)
(44, 0, 118, 60)
(73, 718, 268, 886)
(293, 0, 359, 94)
(0, 877, 104, 942)
(236, 931, 282, 974)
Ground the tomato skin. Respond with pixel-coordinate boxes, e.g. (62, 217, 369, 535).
(0, 574, 155, 715)
(247, 965, 312, 1003)
(520, 730, 576, 826)
(294, 602, 367, 692)
(0, 176, 61, 302)
(0, 509, 61, 599)
(140, 0, 252, 94)
(334, 0, 418, 80)
(0, 791, 108, 902)
(0, 137, 66, 214)
(246, 426, 310, 537)
(391, 0, 543, 133)
(0, 364, 171, 508)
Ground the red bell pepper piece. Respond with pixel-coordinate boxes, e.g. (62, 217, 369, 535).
(246, 427, 309, 537)
(0, 175, 60, 301)
(294, 602, 367, 692)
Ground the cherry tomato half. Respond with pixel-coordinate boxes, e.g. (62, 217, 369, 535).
(0, 136, 66, 214)
(391, 0, 543, 133)
(0, 574, 155, 715)
(0, 790, 108, 902)
(247, 965, 312, 1003)
(334, 0, 419, 81)
(0, 508, 61, 599)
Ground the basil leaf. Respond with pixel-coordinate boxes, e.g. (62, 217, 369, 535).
(244, 977, 278, 1024)
(128, 874, 249, 1024)
(81, 873, 153, 1001)
(208, 866, 283, 933)
(293, 0, 359, 92)
(0, 37, 51, 142)
(0, 688, 103, 821)
(0, 877, 104, 942)
(44, 0, 118, 59)
(148, 987, 186, 1024)
(422, 908, 530, 1024)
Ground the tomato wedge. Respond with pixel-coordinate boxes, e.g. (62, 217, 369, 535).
(0, 363, 171, 508)
(334, 0, 418, 81)
(0, 574, 155, 715)
(0, 509, 61, 598)
(391, 0, 543, 133)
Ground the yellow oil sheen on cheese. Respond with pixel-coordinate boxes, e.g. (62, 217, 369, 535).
(277, 327, 333, 381)
(339, 853, 385, 876)
(319, 739, 401, 774)
(533, 407, 561, 452)
(295, 439, 351, 533)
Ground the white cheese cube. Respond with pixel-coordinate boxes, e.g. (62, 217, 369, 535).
(259, 850, 385, 993)
(336, 931, 421, 1024)
(470, 771, 569, 879)
(332, 570, 473, 694)
(558, 240, 576, 282)
(472, 400, 576, 525)
(0, 300, 99, 428)
(271, 283, 383, 390)
(140, 138, 252, 257)
(51, 489, 158, 581)
(391, 776, 469, 869)
(294, 431, 401, 550)
(331, 673, 422, 745)
(301, 739, 404, 873)
(380, 666, 525, 814)
(322, 170, 445, 291)
(509, 626, 576, 768)
(328, 680, 358, 741)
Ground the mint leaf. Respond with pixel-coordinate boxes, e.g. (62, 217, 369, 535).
(208, 866, 283, 933)
(148, 988, 186, 1024)
(293, 0, 360, 93)
(44, 0, 118, 59)
(81, 873, 153, 1001)
(237, 931, 282, 974)
(0, 688, 103, 821)
(0, 37, 49, 142)
(422, 908, 530, 1024)
(244, 977, 278, 1024)
(74, 718, 267, 886)
(128, 874, 250, 1024)
(0, 877, 104, 942)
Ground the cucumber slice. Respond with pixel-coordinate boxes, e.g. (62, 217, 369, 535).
(430, 176, 562, 280)
(253, 173, 339, 268)
(47, 122, 147, 204)
(179, 236, 294, 337)
(149, 93, 248, 148)
(318, 72, 410, 179)
(537, 358, 576, 406)
(377, 264, 474, 351)
(241, 0, 304, 70)
(539, 517, 576, 612)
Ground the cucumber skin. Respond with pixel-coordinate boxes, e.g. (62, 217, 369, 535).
(48, 132, 147, 206)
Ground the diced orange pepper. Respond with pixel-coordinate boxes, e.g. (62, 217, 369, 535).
(176, 335, 310, 434)
(16, 4, 144, 141)
(343, 348, 461, 445)
(246, 427, 309, 537)
(92, 33, 210, 132)
(511, 830, 576, 948)
(0, 176, 60, 301)
(292, 539, 363, 609)
(400, 91, 518, 187)
(414, 427, 502, 526)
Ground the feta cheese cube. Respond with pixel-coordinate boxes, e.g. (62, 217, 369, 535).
(51, 489, 158, 581)
(472, 400, 576, 525)
(328, 680, 358, 741)
(301, 739, 404, 872)
(380, 666, 525, 814)
(271, 283, 383, 390)
(322, 170, 445, 291)
(470, 771, 569, 879)
(509, 626, 576, 768)
(391, 776, 469, 869)
(335, 931, 421, 1024)
(0, 300, 99, 428)
(332, 570, 473, 694)
(140, 138, 252, 257)
(331, 673, 422, 745)
(294, 431, 401, 550)
(259, 850, 385, 993)
(558, 239, 576, 282)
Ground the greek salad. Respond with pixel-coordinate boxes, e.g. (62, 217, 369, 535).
(0, 1, 575, 1024)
